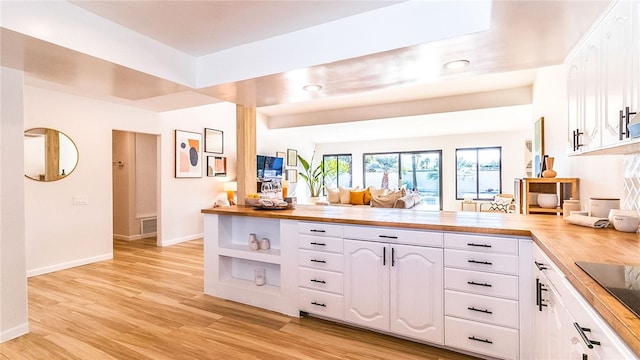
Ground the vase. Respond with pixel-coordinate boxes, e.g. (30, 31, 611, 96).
(542, 157, 557, 178)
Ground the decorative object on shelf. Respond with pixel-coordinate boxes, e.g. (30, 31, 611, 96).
(224, 181, 237, 203)
(287, 149, 298, 167)
(298, 152, 325, 197)
(249, 233, 259, 250)
(175, 130, 202, 178)
(204, 128, 223, 154)
(533, 117, 545, 177)
(539, 154, 547, 178)
(259, 238, 270, 250)
(542, 156, 557, 178)
(537, 193, 558, 209)
(254, 268, 266, 286)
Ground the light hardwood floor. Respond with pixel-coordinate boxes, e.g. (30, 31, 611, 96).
(1, 238, 479, 360)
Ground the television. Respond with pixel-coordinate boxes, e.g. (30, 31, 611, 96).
(257, 155, 283, 179)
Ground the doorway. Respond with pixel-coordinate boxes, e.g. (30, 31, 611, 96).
(112, 130, 161, 246)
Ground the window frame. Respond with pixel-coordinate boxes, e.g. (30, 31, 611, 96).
(322, 153, 353, 191)
(455, 146, 503, 200)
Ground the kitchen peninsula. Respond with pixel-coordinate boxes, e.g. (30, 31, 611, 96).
(202, 205, 640, 359)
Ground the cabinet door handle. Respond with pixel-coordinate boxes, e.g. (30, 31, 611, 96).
(535, 261, 547, 271)
(620, 106, 637, 140)
(468, 259, 492, 265)
(311, 301, 326, 307)
(467, 306, 493, 314)
(467, 243, 491, 248)
(378, 235, 398, 239)
(310, 229, 326, 233)
(383, 247, 386, 266)
(391, 247, 395, 267)
(536, 278, 548, 311)
(310, 242, 326, 246)
(468, 336, 493, 344)
(574, 128, 584, 150)
(310, 279, 326, 284)
(310, 259, 326, 263)
(573, 322, 601, 348)
(467, 281, 492, 287)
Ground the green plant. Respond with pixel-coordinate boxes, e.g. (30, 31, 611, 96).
(298, 153, 325, 197)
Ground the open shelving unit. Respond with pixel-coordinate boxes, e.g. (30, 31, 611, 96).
(514, 178, 579, 215)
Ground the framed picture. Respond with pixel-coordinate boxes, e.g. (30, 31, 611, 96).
(287, 169, 298, 183)
(204, 128, 223, 154)
(207, 156, 227, 177)
(533, 117, 545, 177)
(276, 151, 286, 162)
(287, 149, 298, 167)
(175, 130, 202, 178)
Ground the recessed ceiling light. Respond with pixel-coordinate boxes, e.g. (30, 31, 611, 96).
(443, 60, 470, 70)
(303, 84, 323, 92)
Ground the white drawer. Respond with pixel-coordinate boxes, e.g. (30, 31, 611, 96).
(343, 225, 442, 247)
(299, 288, 343, 320)
(444, 233, 518, 255)
(298, 249, 343, 272)
(445, 249, 518, 275)
(298, 268, 343, 294)
(444, 268, 518, 300)
(444, 290, 518, 329)
(445, 316, 518, 360)
(298, 235, 343, 253)
(298, 222, 343, 238)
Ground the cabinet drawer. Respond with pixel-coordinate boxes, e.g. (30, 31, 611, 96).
(299, 288, 343, 320)
(343, 225, 442, 247)
(298, 222, 343, 238)
(445, 249, 518, 275)
(444, 290, 518, 329)
(298, 249, 343, 272)
(298, 268, 343, 294)
(298, 235, 343, 253)
(444, 268, 518, 300)
(444, 233, 518, 255)
(445, 316, 518, 360)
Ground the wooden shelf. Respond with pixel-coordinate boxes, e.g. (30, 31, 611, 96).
(514, 178, 579, 215)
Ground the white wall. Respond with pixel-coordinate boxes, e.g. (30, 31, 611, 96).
(1, 67, 29, 342)
(532, 65, 624, 208)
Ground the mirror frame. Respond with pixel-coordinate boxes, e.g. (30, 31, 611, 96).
(24, 127, 79, 182)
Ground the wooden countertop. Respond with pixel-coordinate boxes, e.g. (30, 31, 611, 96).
(202, 205, 640, 355)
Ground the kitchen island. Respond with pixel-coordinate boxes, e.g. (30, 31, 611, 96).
(202, 205, 640, 358)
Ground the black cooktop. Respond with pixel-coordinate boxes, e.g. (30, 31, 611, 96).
(575, 261, 640, 318)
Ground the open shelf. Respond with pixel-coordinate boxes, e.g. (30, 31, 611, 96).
(219, 277, 281, 295)
(218, 244, 281, 264)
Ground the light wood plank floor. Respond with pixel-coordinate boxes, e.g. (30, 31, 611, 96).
(1, 238, 479, 360)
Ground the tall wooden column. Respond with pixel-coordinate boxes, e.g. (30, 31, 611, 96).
(236, 105, 257, 205)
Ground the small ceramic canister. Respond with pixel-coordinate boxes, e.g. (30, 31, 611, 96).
(260, 238, 270, 250)
(249, 233, 259, 251)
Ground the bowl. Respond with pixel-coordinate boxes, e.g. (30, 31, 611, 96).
(608, 209, 639, 223)
(537, 193, 558, 209)
(612, 215, 639, 233)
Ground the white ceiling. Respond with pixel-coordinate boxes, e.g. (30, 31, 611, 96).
(2, 0, 612, 143)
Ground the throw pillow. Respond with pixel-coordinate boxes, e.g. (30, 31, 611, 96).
(368, 187, 387, 199)
(349, 190, 366, 205)
(326, 188, 340, 204)
(363, 187, 372, 205)
(488, 201, 509, 213)
(370, 189, 405, 208)
(339, 186, 358, 204)
(494, 196, 513, 205)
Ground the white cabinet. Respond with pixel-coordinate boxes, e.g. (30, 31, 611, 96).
(343, 230, 443, 344)
(532, 244, 637, 360)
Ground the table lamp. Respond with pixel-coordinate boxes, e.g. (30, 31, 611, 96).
(223, 181, 237, 203)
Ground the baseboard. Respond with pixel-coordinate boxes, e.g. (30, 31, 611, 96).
(161, 233, 203, 247)
(27, 253, 113, 277)
(113, 233, 157, 241)
(0, 322, 29, 343)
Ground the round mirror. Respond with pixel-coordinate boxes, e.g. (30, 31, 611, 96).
(24, 128, 79, 181)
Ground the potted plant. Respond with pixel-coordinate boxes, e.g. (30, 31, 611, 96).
(298, 152, 325, 198)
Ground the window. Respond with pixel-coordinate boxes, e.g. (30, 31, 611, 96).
(456, 147, 502, 200)
(363, 151, 442, 210)
(323, 154, 352, 189)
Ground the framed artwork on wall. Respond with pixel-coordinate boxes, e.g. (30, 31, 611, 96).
(287, 169, 298, 183)
(287, 149, 298, 167)
(276, 151, 286, 163)
(207, 156, 227, 176)
(204, 128, 223, 154)
(533, 117, 545, 177)
(175, 130, 202, 178)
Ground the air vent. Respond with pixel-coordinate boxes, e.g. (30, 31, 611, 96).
(140, 217, 157, 237)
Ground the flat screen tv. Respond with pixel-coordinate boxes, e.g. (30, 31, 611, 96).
(257, 155, 283, 179)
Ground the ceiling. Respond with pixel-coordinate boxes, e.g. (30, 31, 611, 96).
(2, 0, 612, 143)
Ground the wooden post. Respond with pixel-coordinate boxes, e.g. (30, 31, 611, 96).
(236, 105, 257, 205)
(45, 128, 60, 181)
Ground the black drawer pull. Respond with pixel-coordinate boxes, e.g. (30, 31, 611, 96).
(378, 235, 398, 239)
(467, 243, 491, 248)
(468, 306, 493, 314)
(310, 242, 326, 246)
(467, 281, 492, 287)
(537, 278, 548, 311)
(310, 229, 326, 233)
(310, 279, 326, 284)
(310, 259, 326, 263)
(573, 322, 601, 348)
(311, 301, 326, 307)
(468, 336, 493, 344)
(535, 261, 547, 271)
(468, 260, 492, 265)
